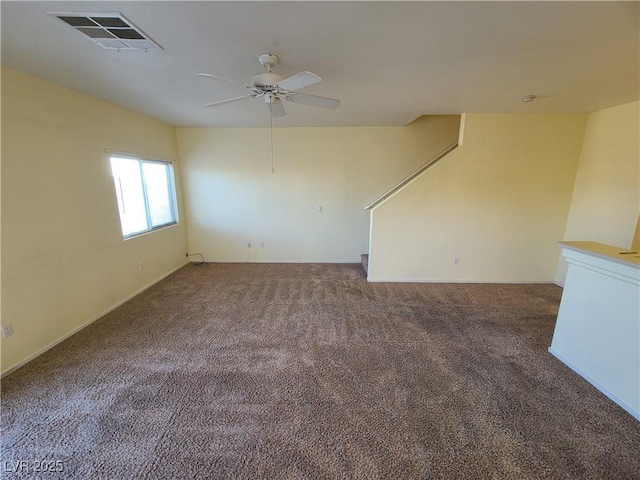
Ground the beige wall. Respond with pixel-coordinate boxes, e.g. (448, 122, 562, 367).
(556, 101, 640, 284)
(176, 116, 460, 263)
(1, 67, 189, 375)
(368, 113, 587, 282)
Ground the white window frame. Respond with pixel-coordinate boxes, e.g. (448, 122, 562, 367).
(110, 155, 178, 239)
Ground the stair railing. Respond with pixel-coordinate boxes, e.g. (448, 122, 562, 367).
(364, 142, 459, 210)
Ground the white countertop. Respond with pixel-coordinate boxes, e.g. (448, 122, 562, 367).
(559, 241, 640, 269)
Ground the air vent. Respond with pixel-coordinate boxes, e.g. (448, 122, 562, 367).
(50, 12, 162, 51)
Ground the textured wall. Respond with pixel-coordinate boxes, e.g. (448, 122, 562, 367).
(1, 67, 189, 374)
(176, 116, 460, 263)
(557, 101, 640, 284)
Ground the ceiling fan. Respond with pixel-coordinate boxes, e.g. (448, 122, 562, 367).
(198, 53, 341, 117)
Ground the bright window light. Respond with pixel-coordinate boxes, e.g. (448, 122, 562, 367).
(110, 156, 177, 238)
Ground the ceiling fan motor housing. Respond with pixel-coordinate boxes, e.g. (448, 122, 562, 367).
(252, 72, 285, 87)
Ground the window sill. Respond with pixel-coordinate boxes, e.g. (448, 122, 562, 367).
(123, 222, 178, 241)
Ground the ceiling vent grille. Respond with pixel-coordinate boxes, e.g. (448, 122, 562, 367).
(50, 12, 162, 51)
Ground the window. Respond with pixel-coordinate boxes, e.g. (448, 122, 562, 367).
(110, 156, 177, 238)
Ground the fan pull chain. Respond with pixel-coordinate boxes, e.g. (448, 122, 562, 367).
(270, 104, 275, 173)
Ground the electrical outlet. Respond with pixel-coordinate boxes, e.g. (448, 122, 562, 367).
(453, 257, 459, 266)
(317, 205, 323, 212)
(247, 242, 252, 248)
(1, 323, 14, 338)
(260, 242, 265, 248)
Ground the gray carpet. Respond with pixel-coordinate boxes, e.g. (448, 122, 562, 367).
(2, 263, 639, 479)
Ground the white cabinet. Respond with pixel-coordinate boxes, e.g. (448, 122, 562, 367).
(550, 241, 639, 420)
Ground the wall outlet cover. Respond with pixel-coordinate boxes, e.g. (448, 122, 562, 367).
(1, 323, 15, 338)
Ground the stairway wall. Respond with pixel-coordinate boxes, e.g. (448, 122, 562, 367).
(368, 113, 588, 282)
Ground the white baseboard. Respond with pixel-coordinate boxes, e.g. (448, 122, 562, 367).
(1, 261, 189, 378)
(204, 260, 362, 264)
(366, 278, 556, 284)
(548, 348, 639, 421)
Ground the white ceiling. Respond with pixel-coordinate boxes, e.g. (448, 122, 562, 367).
(2, 1, 638, 127)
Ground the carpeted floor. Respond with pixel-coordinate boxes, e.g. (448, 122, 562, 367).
(2, 263, 639, 479)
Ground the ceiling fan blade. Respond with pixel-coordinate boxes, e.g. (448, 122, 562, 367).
(197, 73, 248, 87)
(269, 97, 287, 118)
(290, 92, 341, 110)
(277, 71, 321, 91)
(204, 95, 253, 107)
